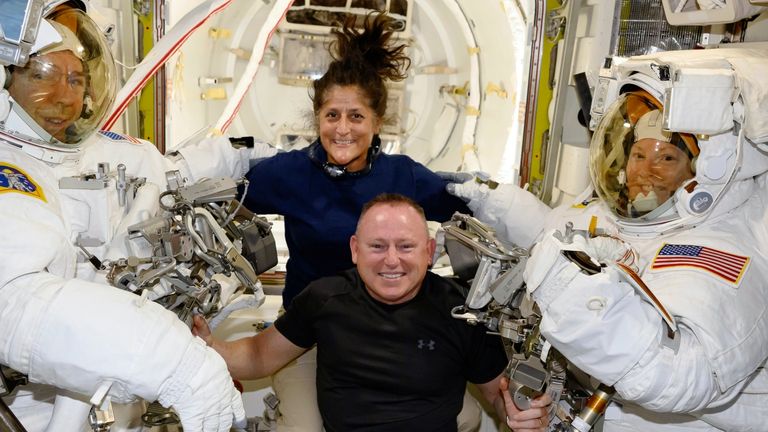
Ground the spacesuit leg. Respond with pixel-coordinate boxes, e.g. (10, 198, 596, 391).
(456, 387, 482, 432)
(272, 347, 323, 432)
(110, 400, 147, 432)
(4, 384, 56, 432)
(46, 391, 91, 431)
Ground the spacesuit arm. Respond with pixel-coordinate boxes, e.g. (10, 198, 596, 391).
(526, 241, 740, 414)
(0, 186, 244, 430)
(443, 175, 551, 248)
(470, 183, 552, 248)
(169, 135, 279, 182)
(0, 271, 245, 429)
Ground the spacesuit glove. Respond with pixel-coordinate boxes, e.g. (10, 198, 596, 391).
(157, 337, 246, 432)
(437, 171, 494, 207)
(208, 292, 263, 330)
(144, 279, 175, 301)
(247, 138, 280, 168)
(436, 170, 475, 185)
(0, 90, 10, 122)
(524, 230, 589, 310)
(0, 68, 9, 121)
(582, 235, 638, 270)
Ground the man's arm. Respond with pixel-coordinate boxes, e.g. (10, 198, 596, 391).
(476, 374, 551, 432)
(192, 315, 306, 380)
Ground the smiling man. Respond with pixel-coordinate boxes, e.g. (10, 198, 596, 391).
(6, 21, 90, 144)
(194, 193, 551, 432)
(349, 192, 436, 305)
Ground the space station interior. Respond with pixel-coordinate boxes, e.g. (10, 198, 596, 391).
(2, 0, 768, 431)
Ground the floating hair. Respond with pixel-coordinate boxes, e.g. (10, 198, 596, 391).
(330, 12, 410, 83)
(311, 12, 410, 119)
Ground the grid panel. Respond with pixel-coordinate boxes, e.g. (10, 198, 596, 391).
(617, 0, 702, 56)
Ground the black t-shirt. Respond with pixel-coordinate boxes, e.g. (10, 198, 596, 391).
(274, 269, 508, 432)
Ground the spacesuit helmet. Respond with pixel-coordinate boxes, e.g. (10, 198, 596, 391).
(589, 90, 699, 221)
(1, 3, 116, 147)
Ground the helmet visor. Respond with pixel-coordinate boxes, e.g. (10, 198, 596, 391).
(590, 92, 697, 219)
(5, 8, 116, 146)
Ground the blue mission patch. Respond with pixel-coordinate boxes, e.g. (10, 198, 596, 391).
(0, 162, 47, 202)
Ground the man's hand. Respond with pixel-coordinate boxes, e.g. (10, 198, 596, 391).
(501, 377, 552, 432)
(192, 314, 215, 347)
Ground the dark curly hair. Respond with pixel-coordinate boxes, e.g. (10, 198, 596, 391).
(311, 12, 410, 123)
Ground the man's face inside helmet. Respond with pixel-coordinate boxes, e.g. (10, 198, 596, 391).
(1, 8, 117, 147)
(7, 50, 86, 143)
(625, 137, 694, 212)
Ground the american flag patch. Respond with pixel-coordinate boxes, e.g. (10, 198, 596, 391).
(98, 130, 142, 144)
(651, 244, 749, 286)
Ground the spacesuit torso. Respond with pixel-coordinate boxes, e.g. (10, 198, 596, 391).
(534, 177, 768, 432)
(46, 132, 251, 280)
(0, 132, 264, 431)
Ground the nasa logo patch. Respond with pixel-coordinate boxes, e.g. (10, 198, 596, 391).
(688, 190, 713, 214)
(0, 162, 47, 202)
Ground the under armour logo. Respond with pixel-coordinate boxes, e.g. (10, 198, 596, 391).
(417, 339, 436, 350)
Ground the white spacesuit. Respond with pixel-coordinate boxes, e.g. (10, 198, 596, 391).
(447, 46, 768, 431)
(0, 2, 277, 431)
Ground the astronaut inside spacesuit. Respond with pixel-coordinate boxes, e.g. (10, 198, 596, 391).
(0, 1, 276, 431)
(7, 25, 89, 144)
(623, 109, 697, 216)
(445, 48, 768, 431)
